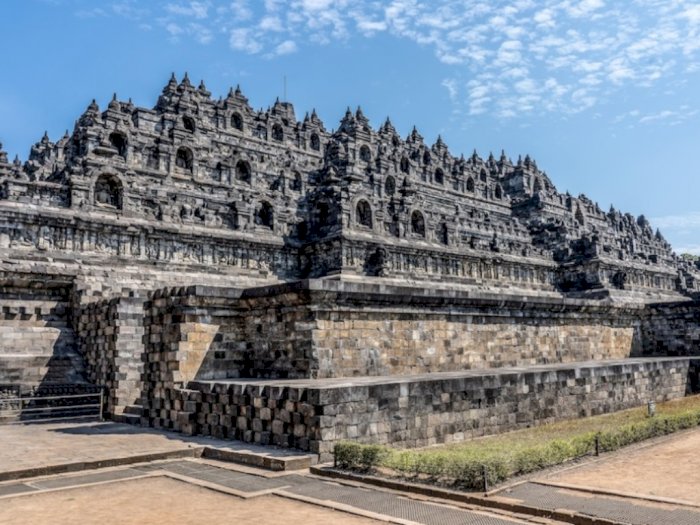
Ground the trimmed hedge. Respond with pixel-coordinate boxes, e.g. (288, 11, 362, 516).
(333, 398, 700, 490)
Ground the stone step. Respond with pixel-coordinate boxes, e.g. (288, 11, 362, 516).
(112, 412, 141, 425)
(123, 403, 143, 415)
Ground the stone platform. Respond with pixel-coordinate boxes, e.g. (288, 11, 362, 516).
(0, 421, 315, 481)
(149, 357, 696, 461)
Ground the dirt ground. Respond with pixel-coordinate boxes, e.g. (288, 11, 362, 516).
(539, 428, 700, 503)
(0, 477, 383, 525)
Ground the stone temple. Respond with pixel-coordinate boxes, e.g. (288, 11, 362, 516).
(1, 74, 699, 460)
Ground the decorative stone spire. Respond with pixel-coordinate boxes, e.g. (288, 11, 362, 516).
(164, 73, 178, 93)
(0, 141, 7, 164)
(180, 72, 192, 89)
(108, 93, 120, 111)
(338, 107, 355, 133)
(408, 126, 423, 143)
(381, 117, 396, 136)
(198, 79, 210, 96)
(87, 99, 99, 115)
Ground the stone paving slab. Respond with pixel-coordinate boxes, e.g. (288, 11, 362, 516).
(497, 482, 700, 525)
(0, 421, 315, 480)
(0, 459, 537, 525)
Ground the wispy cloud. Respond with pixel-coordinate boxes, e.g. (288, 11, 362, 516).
(675, 245, 700, 256)
(613, 105, 699, 126)
(652, 212, 700, 234)
(79, 0, 700, 117)
(165, 1, 210, 19)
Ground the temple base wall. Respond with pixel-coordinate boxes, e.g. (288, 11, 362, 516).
(142, 358, 694, 461)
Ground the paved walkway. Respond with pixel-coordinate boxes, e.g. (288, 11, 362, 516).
(0, 459, 548, 525)
(496, 482, 700, 525)
(5, 420, 700, 525)
(536, 427, 700, 504)
(0, 421, 313, 477)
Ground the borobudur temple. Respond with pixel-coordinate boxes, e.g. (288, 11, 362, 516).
(1, 74, 699, 459)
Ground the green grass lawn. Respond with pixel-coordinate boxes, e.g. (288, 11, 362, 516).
(334, 395, 700, 490)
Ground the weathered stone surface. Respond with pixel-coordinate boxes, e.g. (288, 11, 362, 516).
(155, 357, 693, 461)
(0, 75, 697, 302)
(2, 76, 700, 456)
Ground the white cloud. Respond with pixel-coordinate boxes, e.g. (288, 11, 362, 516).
(441, 78, 458, 101)
(229, 0, 253, 21)
(534, 8, 556, 28)
(165, 22, 183, 37)
(654, 211, 700, 229)
(274, 39, 297, 55)
(355, 18, 387, 34)
(563, 0, 605, 18)
(88, 0, 700, 118)
(165, 1, 210, 19)
(638, 108, 699, 125)
(229, 28, 262, 53)
(189, 23, 213, 44)
(300, 0, 332, 11)
(681, 5, 700, 25)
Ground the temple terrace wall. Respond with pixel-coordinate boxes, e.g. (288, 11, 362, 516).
(139, 280, 646, 382)
(146, 358, 693, 461)
(66, 279, 700, 459)
(640, 300, 700, 357)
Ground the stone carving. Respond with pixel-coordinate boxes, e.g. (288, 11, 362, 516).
(0, 74, 697, 300)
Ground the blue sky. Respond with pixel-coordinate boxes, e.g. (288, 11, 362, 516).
(1, 0, 699, 253)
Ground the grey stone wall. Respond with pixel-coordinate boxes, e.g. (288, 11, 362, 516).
(161, 280, 645, 380)
(76, 296, 145, 415)
(144, 358, 691, 461)
(0, 272, 84, 389)
(640, 301, 700, 356)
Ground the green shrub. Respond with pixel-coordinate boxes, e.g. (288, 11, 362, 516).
(332, 396, 700, 489)
(334, 442, 388, 471)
